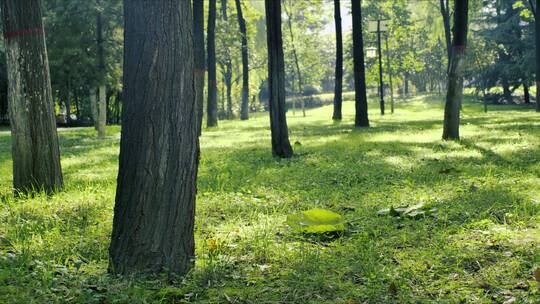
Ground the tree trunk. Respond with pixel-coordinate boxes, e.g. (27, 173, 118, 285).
(524, 81, 530, 104)
(1, 0, 63, 193)
(221, 0, 233, 119)
(65, 81, 72, 125)
(502, 78, 512, 102)
(332, 0, 343, 120)
(352, 0, 369, 127)
(109, 0, 198, 276)
(265, 0, 293, 158)
(236, 0, 250, 120)
(377, 20, 385, 115)
(96, 0, 106, 138)
(443, 0, 468, 140)
(98, 85, 106, 138)
(194, 0, 205, 133)
(90, 88, 98, 129)
(207, 0, 218, 126)
(385, 36, 394, 114)
(73, 87, 80, 120)
(284, 1, 305, 117)
(535, 0, 540, 112)
(440, 0, 452, 68)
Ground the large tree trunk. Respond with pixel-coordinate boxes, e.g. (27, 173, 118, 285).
(351, 0, 369, 127)
(440, 0, 452, 68)
(535, 0, 540, 112)
(207, 0, 218, 126)
(1, 0, 63, 193)
(96, 0, 106, 138)
(109, 0, 198, 275)
(236, 0, 249, 120)
(193, 0, 205, 133)
(265, 0, 293, 158)
(332, 0, 343, 120)
(443, 0, 469, 140)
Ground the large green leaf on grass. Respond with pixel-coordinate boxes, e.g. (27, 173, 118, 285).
(286, 208, 345, 233)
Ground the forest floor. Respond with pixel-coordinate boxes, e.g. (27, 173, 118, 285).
(1, 94, 539, 303)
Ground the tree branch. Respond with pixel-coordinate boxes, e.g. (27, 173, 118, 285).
(529, 0, 537, 16)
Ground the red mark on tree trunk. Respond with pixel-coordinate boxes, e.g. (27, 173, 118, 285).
(4, 27, 43, 39)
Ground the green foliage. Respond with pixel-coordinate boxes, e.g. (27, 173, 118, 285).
(286, 208, 345, 233)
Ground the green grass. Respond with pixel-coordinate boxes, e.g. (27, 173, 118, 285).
(1, 95, 540, 303)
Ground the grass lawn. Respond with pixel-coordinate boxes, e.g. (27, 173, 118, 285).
(1, 95, 539, 303)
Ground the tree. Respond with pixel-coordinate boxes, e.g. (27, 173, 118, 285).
(194, 0, 205, 133)
(352, 0, 369, 127)
(220, 0, 233, 119)
(109, 0, 198, 275)
(283, 0, 305, 117)
(236, 0, 250, 120)
(442, 0, 468, 140)
(440, 0, 452, 67)
(96, 0, 106, 138)
(207, 0, 218, 127)
(533, 0, 540, 112)
(1, 0, 63, 193)
(332, 0, 343, 120)
(265, 0, 293, 158)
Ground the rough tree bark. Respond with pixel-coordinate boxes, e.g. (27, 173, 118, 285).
(235, 0, 249, 120)
(442, 0, 468, 140)
(351, 0, 369, 127)
(207, 0, 218, 126)
(109, 0, 198, 275)
(1, 0, 63, 193)
(194, 0, 205, 134)
(332, 0, 343, 120)
(96, 0, 106, 138)
(265, 0, 293, 158)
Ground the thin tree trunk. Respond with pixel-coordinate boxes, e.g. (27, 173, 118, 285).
(352, 0, 369, 127)
(194, 0, 205, 133)
(109, 0, 198, 276)
(236, 0, 250, 120)
(265, 0, 293, 158)
(96, 0, 106, 138)
(90, 88, 98, 129)
(221, 0, 233, 119)
(98, 85, 106, 137)
(207, 0, 218, 126)
(65, 80, 72, 125)
(73, 87, 80, 120)
(443, 0, 469, 140)
(1, 0, 63, 193)
(284, 1, 305, 117)
(535, 0, 540, 112)
(332, 0, 343, 120)
(385, 36, 394, 114)
(524, 81, 530, 104)
(440, 0, 452, 68)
